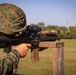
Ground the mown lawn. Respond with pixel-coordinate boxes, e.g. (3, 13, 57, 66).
(61, 39, 76, 75)
(0, 39, 76, 75)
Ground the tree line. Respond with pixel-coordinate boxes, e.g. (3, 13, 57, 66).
(30, 22, 76, 39)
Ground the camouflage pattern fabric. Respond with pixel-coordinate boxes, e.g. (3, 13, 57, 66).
(0, 65, 2, 74)
(0, 50, 20, 75)
(0, 3, 26, 34)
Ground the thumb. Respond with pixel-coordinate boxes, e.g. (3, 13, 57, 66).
(26, 44, 31, 48)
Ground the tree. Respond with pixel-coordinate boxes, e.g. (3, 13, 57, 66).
(38, 22, 45, 27)
(30, 23, 36, 26)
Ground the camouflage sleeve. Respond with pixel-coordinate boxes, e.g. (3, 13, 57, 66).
(0, 50, 20, 75)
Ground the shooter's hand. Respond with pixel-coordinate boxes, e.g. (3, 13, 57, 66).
(14, 43, 31, 58)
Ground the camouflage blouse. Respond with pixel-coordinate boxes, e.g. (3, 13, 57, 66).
(0, 50, 20, 75)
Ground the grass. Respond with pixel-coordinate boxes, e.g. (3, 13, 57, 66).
(61, 39, 76, 75)
(0, 39, 76, 75)
(17, 48, 53, 75)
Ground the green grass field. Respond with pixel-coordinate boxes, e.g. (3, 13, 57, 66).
(0, 39, 76, 75)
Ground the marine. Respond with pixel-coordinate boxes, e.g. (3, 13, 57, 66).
(0, 3, 31, 75)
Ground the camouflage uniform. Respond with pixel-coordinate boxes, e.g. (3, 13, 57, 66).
(0, 50, 20, 75)
(0, 3, 27, 75)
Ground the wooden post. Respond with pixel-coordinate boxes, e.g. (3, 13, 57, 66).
(39, 42, 64, 75)
(52, 42, 64, 75)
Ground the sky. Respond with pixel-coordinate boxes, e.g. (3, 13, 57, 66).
(0, 0, 76, 27)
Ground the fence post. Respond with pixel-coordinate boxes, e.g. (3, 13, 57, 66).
(39, 42, 64, 75)
(53, 42, 64, 75)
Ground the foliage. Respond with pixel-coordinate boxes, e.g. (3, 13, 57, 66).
(30, 22, 76, 39)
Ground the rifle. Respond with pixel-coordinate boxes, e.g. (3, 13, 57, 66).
(0, 25, 60, 63)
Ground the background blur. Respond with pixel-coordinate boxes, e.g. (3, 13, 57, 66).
(0, 0, 76, 27)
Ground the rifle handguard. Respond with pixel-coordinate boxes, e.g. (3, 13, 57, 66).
(0, 36, 10, 48)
